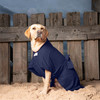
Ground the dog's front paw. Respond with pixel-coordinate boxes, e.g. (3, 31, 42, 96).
(39, 89, 48, 95)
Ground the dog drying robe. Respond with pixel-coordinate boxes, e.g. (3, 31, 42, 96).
(29, 39, 83, 91)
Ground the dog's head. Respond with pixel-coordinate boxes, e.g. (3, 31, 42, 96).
(25, 24, 48, 42)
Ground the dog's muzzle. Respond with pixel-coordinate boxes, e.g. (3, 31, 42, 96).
(35, 30, 43, 40)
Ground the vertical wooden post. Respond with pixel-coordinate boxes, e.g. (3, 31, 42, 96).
(98, 13, 100, 79)
(0, 14, 10, 84)
(49, 12, 63, 54)
(66, 12, 83, 80)
(84, 12, 99, 80)
(13, 14, 28, 83)
(98, 13, 100, 25)
(46, 18, 49, 27)
(30, 13, 45, 83)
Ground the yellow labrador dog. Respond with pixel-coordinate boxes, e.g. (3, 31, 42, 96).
(25, 24, 83, 94)
(25, 24, 52, 94)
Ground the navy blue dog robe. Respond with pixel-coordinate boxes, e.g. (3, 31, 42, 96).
(28, 39, 83, 91)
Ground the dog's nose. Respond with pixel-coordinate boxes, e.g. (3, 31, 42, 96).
(37, 30, 42, 35)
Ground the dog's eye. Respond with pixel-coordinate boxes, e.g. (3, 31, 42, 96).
(41, 27, 44, 30)
(33, 27, 36, 30)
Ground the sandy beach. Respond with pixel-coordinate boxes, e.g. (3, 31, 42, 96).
(0, 80, 100, 100)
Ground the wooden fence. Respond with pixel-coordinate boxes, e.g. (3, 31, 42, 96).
(0, 11, 100, 84)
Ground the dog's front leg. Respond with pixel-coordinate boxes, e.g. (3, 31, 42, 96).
(40, 70, 51, 94)
(42, 77, 45, 83)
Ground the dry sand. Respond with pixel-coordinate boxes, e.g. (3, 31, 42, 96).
(0, 80, 100, 100)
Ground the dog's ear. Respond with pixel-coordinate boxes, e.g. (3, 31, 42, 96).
(24, 27, 31, 39)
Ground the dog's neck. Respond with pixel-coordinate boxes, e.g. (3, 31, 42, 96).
(31, 39, 45, 52)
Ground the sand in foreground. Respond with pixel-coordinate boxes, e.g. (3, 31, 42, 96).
(0, 80, 100, 100)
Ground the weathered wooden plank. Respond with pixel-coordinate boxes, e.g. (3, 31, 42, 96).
(67, 12, 83, 80)
(49, 13, 63, 26)
(13, 14, 28, 83)
(1, 25, 100, 42)
(30, 13, 45, 25)
(99, 13, 100, 25)
(30, 14, 45, 83)
(84, 12, 98, 25)
(49, 12, 63, 54)
(84, 12, 99, 80)
(13, 14, 28, 27)
(0, 14, 10, 84)
(92, 0, 100, 12)
(0, 14, 10, 27)
(46, 18, 49, 26)
(1, 25, 100, 35)
(64, 18, 67, 26)
(99, 13, 100, 79)
(67, 12, 80, 26)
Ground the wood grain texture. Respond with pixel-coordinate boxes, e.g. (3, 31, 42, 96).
(49, 12, 63, 54)
(46, 18, 49, 27)
(84, 12, 99, 80)
(0, 14, 10, 84)
(30, 13, 45, 25)
(30, 14, 45, 83)
(49, 13, 63, 26)
(92, 0, 100, 12)
(1, 25, 100, 42)
(13, 14, 28, 83)
(67, 12, 83, 80)
(99, 13, 100, 25)
(99, 13, 100, 79)
(64, 18, 67, 26)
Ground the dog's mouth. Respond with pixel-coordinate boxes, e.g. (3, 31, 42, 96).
(35, 30, 43, 40)
(35, 34, 42, 40)
(34, 30, 47, 42)
(35, 33, 46, 42)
